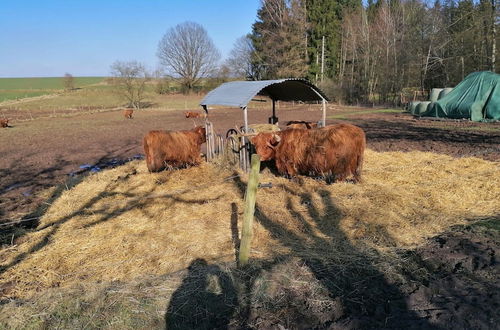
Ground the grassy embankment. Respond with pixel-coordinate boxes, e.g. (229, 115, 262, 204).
(0, 77, 105, 102)
(0, 78, 208, 120)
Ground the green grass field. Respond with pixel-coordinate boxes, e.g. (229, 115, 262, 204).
(328, 108, 402, 119)
(0, 77, 106, 102)
(0, 77, 105, 90)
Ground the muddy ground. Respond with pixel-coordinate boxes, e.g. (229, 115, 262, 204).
(0, 105, 499, 329)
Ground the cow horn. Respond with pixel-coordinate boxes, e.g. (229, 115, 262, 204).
(273, 134, 281, 143)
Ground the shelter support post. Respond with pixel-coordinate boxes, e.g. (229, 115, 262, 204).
(310, 88, 327, 127)
(268, 99, 278, 124)
(242, 106, 250, 171)
(322, 99, 326, 127)
(243, 106, 248, 133)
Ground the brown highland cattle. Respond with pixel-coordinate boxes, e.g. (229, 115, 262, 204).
(251, 124, 366, 183)
(0, 119, 10, 128)
(184, 111, 205, 119)
(285, 120, 318, 129)
(143, 126, 207, 172)
(124, 109, 134, 119)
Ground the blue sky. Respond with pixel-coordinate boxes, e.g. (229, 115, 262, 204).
(0, 0, 261, 77)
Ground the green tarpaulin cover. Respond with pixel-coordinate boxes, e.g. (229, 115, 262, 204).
(422, 71, 500, 122)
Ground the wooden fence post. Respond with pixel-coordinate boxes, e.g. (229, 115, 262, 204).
(238, 154, 261, 267)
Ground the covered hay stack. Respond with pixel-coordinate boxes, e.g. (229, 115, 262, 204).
(0, 150, 499, 298)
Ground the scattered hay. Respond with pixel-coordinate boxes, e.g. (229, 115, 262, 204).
(0, 150, 498, 298)
(247, 123, 280, 133)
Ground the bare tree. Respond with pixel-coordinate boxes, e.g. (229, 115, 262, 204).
(226, 35, 263, 80)
(152, 68, 171, 95)
(157, 22, 220, 91)
(110, 61, 149, 109)
(63, 73, 75, 91)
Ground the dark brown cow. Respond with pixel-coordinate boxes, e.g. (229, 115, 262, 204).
(143, 126, 207, 172)
(124, 109, 134, 119)
(285, 120, 318, 129)
(0, 119, 10, 128)
(251, 124, 365, 183)
(184, 111, 205, 119)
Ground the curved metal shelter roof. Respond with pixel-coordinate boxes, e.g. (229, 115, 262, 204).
(200, 78, 329, 108)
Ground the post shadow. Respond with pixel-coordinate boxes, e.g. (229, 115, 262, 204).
(231, 174, 439, 329)
(230, 202, 240, 262)
(165, 258, 238, 330)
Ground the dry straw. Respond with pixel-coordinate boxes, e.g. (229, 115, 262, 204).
(0, 150, 498, 298)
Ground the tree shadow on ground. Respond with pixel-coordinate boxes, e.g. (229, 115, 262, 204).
(231, 175, 438, 329)
(0, 156, 76, 247)
(400, 217, 500, 329)
(0, 169, 221, 289)
(0, 146, 143, 247)
(165, 258, 238, 330)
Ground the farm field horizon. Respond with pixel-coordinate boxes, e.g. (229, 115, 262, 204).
(0, 77, 106, 103)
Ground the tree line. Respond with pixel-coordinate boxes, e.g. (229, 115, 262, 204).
(88, 0, 497, 108)
(245, 0, 498, 104)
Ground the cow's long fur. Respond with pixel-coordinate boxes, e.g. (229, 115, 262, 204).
(251, 124, 365, 183)
(124, 109, 133, 119)
(285, 120, 318, 129)
(184, 111, 205, 119)
(0, 119, 10, 128)
(143, 126, 206, 172)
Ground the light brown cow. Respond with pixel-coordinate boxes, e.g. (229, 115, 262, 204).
(251, 124, 365, 183)
(285, 120, 318, 129)
(184, 111, 205, 119)
(0, 119, 10, 128)
(143, 126, 207, 172)
(124, 109, 134, 119)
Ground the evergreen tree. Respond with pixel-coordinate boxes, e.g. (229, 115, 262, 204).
(306, 0, 361, 82)
(251, 0, 308, 79)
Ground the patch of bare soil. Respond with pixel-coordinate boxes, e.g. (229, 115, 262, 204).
(152, 222, 499, 330)
(229, 222, 498, 329)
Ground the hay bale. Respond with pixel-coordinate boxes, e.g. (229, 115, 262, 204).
(430, 88, 443, 102)
(247, 124, 280, 133)
(409, 101, 421, 114)
(427, 101, 437, 114)
(416, 101, 431, 115)
(438, 87, 453, 100)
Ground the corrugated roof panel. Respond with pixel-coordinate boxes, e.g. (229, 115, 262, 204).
(200, 79, 328, 108)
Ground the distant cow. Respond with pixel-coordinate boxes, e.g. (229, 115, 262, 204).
(184, 111, 205, 119)
(285, 120, 318, 129)
(0, 119, 10, 128)
(124, 109, 134, 119)
(143, 126, 207, 172)
(251, 124, 365, 183)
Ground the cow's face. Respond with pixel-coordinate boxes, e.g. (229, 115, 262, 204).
(251, 132, 281, 161)
(193, 126, 207, 143)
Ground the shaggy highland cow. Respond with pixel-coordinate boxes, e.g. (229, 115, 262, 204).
(123, 109, 134, 119)
(143, 126, 206, 172)
(251, 124, 365, 183)
(285, 120, 318, 129)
